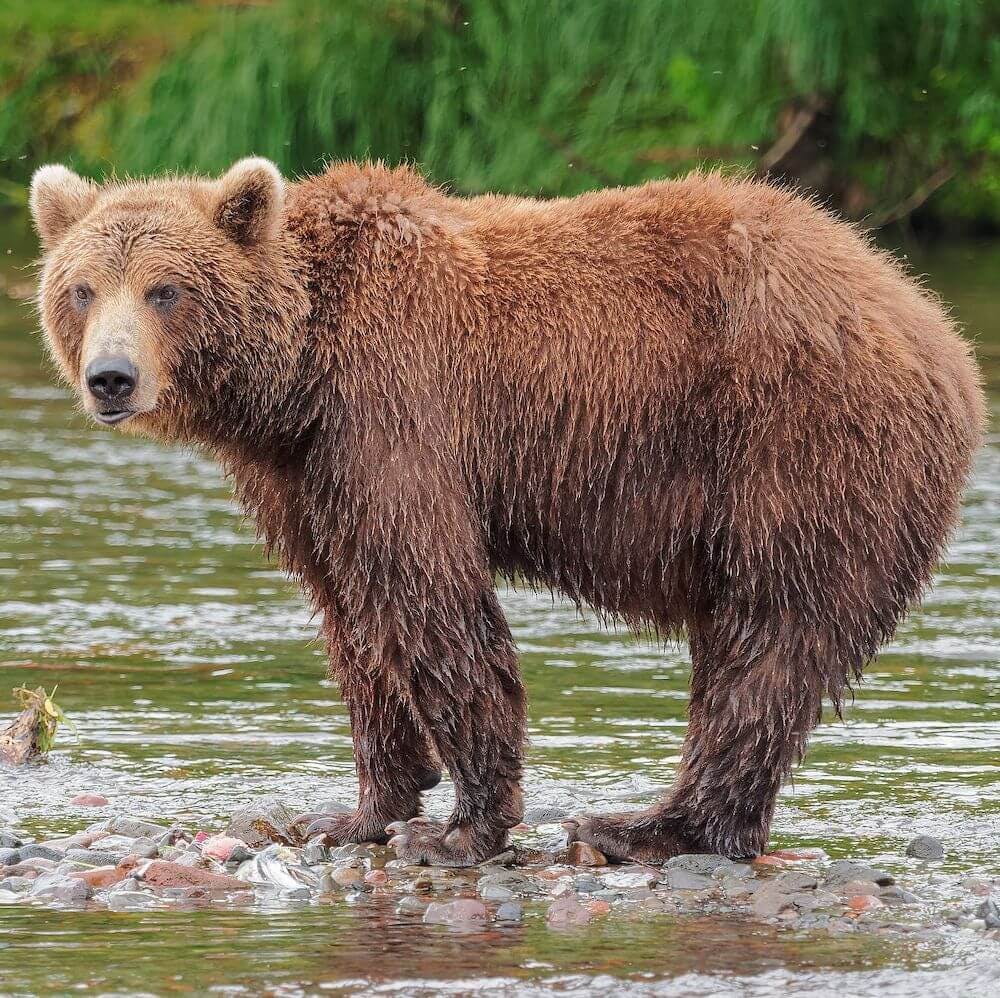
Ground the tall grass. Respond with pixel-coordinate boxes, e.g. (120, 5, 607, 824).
(2, 0, 999, 225)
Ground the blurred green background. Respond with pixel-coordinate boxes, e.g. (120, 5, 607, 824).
(1, 0, 998, 235)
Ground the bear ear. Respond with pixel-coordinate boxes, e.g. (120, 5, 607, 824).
(29, 165, 99, 250)
(212, 157, 285, 247)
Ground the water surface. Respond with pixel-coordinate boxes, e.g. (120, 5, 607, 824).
(0, 216, 998, 994)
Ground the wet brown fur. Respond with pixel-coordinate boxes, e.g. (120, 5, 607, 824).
(32, 160, 985, 864)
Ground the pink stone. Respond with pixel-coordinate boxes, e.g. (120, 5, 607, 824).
(200, 835, 246, 862)
(848, 894, 885, 913)
(71, 793, 109, 807)
(423, 899, 489, 925)
(752, 854, 789, 869)
(364, 869, 389, 886)
(547, 894, 592, 925)
(565, 841, 607, 867)
(769, 848, 826, 862)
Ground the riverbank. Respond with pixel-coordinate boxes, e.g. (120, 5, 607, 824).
(3, 800, 999, 943)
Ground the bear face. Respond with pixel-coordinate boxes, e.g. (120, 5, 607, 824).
(30, 158, 310, 444)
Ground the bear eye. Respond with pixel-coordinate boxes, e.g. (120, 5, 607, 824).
(147, 284, 181, 309)
(70, 285, 93, 310)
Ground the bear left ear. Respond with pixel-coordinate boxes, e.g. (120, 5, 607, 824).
(212, 157, 285, 247)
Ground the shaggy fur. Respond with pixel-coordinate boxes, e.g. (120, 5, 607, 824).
(31, 159, 985, 865)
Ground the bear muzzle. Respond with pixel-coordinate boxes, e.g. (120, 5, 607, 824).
(85, 354, 139, 424)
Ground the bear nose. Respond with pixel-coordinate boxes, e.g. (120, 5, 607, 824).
(85, 355, 138, 403)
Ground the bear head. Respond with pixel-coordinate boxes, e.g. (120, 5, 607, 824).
(29, 158, 311, 445)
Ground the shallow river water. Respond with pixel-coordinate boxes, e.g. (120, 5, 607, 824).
(0, 215, 998, 995)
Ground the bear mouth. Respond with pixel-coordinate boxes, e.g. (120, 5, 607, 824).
(95, 409, 135, 426)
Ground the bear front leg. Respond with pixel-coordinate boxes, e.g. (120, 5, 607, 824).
(308, 430, 527, 865)
(386, 587, 527, 866)
(294, 660, 442, 845)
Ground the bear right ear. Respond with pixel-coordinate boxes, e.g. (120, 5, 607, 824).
(212, 157, 285, 248)
(29, 165, 99, 250)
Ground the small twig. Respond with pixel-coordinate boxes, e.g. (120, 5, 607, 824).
(864, 165, 955, 228)
(756, 97, 823, 173)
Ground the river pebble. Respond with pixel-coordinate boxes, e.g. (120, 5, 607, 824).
(496, 900, 523, 921)
(1, 811, 990, 946)
(661, 869, 715, 891)
(423, 898, 488, 925)
(523, 806, 570, 825)
(226, 799, 300, 849)
(824, 860, 894, 887)
(905, 834, 945, 860)
(70, 793, 109, 807)
(977, 898, 1000, 928)
(547, 894, 592, 925)
(18, 843, 65, 862)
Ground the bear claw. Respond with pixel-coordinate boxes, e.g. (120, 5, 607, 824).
(562, 810, 694, 864)
(291, 810, 396, 846)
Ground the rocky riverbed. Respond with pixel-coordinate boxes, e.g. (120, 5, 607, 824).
(2, 799, 997, 943)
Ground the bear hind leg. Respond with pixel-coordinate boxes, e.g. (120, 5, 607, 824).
(566, 611, 840, 861)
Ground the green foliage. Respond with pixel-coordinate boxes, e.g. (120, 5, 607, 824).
(1, 0, 998, 228)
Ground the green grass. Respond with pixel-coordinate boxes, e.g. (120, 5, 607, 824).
(2, 0, 999, 229)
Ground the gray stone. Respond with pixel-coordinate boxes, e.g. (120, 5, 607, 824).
(477, 869, 537, 896)
(976, 898, 1000, 929)
(0, 876, 33, 892)
(789, 890, 839, 912)
(88, 817, 168, 840)
(108, 891, 156, 911)
(227, 845, 254, 864)
(603, 866, 659, 889)
(660, 869, 715, 891)
(880, 885, 921, 905)
(480, 884, 515, 901)
(302, 839, 328, 866)
(18, 843, 65, 862)
(131, 839, 160, 859)
(496, 900, 524, 921)
(593, 888, 621, 902)
(0, 847, 21, 866)
(396, 895, 427, 914)
(573, 874, 603, 894)
(327, 843, 376, 863)
(664, 854, 739, 877)
(721, 875, 757, 898)
(64, 849, 121, 867)
(773, 870, 819, 892)
(752, 887, 795, 917)
(0, 831, 23, 849)
(31, 872, 91, 903)
(226, 799, 300, 849)
(279, 886, 312, 900)
(824, 860, 894, 887)
(523, 806, 570, 825)
(905, 835, 945, 861)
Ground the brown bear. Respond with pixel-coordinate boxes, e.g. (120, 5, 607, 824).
(29, 158, 984, 866)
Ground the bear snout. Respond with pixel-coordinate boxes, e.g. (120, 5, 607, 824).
(85, 354, 138, 424)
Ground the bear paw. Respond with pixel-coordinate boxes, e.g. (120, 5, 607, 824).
(386, 817, 508, 867)
(561, 811, 695, 864)
(292, 809, 398, 846)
